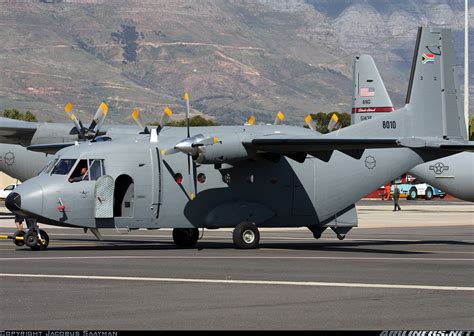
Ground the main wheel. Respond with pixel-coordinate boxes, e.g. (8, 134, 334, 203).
(233, 222, 260, 249)
(172, 228, 199, 248)
(424, 187, 433, 200)
(24, 230, 39, 250)
(408, 188, 417, 200)
(12, 230, 25, 247)
(38, 229, 49, 250)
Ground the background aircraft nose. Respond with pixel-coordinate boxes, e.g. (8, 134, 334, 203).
(5, 192, 21, 212)
(5, 182, 43, 217)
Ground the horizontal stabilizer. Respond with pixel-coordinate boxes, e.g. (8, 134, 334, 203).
(27, 142, 76, 154)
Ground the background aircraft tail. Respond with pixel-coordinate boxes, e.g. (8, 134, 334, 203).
(351, 55, 394, 125)
(341, 26, 468, 141)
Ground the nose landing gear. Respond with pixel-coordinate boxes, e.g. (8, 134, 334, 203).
(0, 218, 50, 250)
(24, 229, 49, 250)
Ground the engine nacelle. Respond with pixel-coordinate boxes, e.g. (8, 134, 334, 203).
(194, 133, 252, 164)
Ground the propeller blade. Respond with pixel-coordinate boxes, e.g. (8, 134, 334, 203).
(65, 102, 83, 137)
(92, 102, 108, 137)
(159, 106, 173, 130)
(247, 115, 255, 126)
(327, 113, 340, 132)
(305, 114, 317, 131)
(161, 148, 179, 156)
(65, 102, 74, 114)
(191, 160, 197, 200)
(184, 92, 190, 138)
(70, 113, 84, 138)
(132, 108, 145, 129)
(274, 111, 285, 125)
(89, 102, 107, 132)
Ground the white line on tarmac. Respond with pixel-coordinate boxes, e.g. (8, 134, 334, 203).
(0, 273, 472, 291)
(0, 255, 472, 261)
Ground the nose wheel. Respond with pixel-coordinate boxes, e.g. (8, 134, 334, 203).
(24, 229, 49, 250)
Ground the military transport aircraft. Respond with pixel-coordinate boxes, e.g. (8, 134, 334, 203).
(351, 53, 474, 202)
(5, 27, 473, 250)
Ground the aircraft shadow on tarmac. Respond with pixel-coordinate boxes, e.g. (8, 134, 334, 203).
(12, 237, 473, 254)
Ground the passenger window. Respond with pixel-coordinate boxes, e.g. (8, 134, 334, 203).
(89, 159, 105, 181)
(69, 160, 89, 183)
(52, 159, 77, 175)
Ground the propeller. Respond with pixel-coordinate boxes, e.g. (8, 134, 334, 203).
(274, 111, 285, 125)
(160, 93, 219, 200)
(65, 102, 109, 140)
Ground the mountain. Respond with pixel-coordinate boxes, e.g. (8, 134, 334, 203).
(0, 0, 471, 125)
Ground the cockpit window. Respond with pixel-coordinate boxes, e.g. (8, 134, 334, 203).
(68, 159, 105, 183)
(51, 159, 77, 175)
(38, 159, 56, 175)
(89, 159, 105, 181)
(69, 160, 89, 182)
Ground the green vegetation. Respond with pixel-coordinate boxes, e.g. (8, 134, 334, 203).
(150, 115, 218, 127)
(306, 112, 350, 133)
(2, 109, 37, 122)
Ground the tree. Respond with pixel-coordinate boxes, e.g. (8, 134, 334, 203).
(149, 115, 218, 127)
(2, 109, 37, 122)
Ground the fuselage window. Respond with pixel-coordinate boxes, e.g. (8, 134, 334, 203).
(89, 159, 105, 181)
(69, 160, 89, 183)
(51, 159, 77, 175)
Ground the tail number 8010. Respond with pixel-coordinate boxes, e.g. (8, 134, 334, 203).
(382, 121, 397, 129)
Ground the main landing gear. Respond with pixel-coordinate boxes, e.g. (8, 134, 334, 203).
(233, 222, 260, 249)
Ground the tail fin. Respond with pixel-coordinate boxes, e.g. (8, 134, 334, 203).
(342, 26, 467, 140)
(405, 26, 466, 139)
(351, 55, 394, 125)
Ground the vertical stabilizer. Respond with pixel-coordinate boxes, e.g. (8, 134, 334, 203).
(351, 55, 394, 125)
(405, 27, 465, 139)
(340, 26, 466, 140)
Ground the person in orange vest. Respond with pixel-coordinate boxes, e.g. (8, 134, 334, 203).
(385, 183, 391, 201)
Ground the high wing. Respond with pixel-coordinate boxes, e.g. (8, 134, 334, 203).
(0, 117, 37, 143)
(242, 134, 474, 162)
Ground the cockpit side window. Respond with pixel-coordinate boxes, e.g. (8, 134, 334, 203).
(51, 159, 77, 175)
(69, 160, 89, 183)
(89, 159, 105, 181)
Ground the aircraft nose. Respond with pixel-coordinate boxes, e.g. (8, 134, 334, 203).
(5, 182, 43, 217)
(5, 192, 21, 212)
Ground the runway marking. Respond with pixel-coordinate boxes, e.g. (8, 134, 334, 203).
(0, 273, 472, 292)
(0, 256, 472, 262)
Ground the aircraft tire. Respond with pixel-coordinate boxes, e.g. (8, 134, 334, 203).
(24, 231, 39, 250)
(233, 222, 260, 249)
(172, 228, 199, 248)
(424, 188, 433, 200)
(13, 230, 25, 247)
(38, 229, 49, 250)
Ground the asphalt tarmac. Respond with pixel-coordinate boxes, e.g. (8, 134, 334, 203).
(0, 200, 472, 330)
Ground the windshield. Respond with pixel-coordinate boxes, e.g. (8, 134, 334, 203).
(51, 159, 77, 175)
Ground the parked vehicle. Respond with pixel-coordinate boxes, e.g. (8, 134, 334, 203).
(391, 179, 446, 200)
(0, 183, 21, 200)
